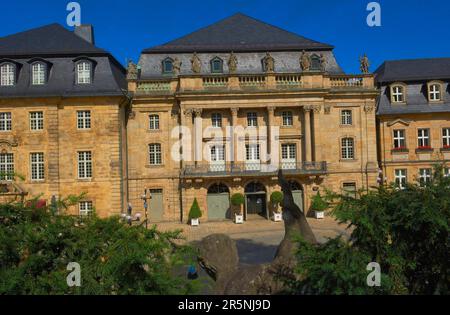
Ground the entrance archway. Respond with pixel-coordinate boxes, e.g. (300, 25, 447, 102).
(245, 182, 267, 220)
(289, 181, 304, 213)
(207, 183, 231, 221)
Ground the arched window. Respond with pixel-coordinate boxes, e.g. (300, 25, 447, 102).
(310, 55, 321, 71)
(32, 62, 47, 85)
(0, 63, 16, 86)
(149, 114, 160, 130)
(76, 61, 92, 84)
(162, 58, 174, 74)
(210, 57, 223, 73)
(208, 183, 230, 194)
(245, 182, 266, 193)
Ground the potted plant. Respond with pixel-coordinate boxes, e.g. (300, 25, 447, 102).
(189, 198, 202, 226)
(270, 191, 284, 222)
(311, 192, 328, 219)
(231, 193, 245, 224)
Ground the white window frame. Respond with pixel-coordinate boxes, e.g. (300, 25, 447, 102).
(341, 138, 355, 160)
(393, 129, 406, 149)
(211, 113, 222, 128)
(282, 111, 293, 126)
(0, 153, 14, 181)
(391, 85, 405, 103)
(0, 112, 12, 131)
(247, 112, 258, 127)
(32, 62, 46, 85)
(0, 63, 16, 86)
(76, 61, 92, 84)
(442, 128, 450, 147)
(77, 111, 91, 130)
(429, 84, 442, 102)
(149, 144, 162, 165)
(395, 169, 407, 190)
(79, 201, 94, 216)
(417, 129, 430, 148)
(341, 110, 353, 126)
(419, 168, 432, 186)
(78, 151, 93, 179)
(149, 114, 160, 130)
(30, 153, 45, 181)
(245, 144, 261, 171)
(30, 111, 44, 131)
(281, 143, 297, 170)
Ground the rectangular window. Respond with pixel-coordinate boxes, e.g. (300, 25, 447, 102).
(392, 86, 405, 103)
(77, 62, 91, 84)
(0, 153, 14, 181)
(341, 138, 355, 160)
(211, 113, 222, 128)
(0, 64, 15, 86)
(393, 130, 406, 149)
(417, 129, 430, 148)
(78, 151, 92, 179)
(341, 110, 353, 126)
(77, 111, 91, 130)
(343, 182, 357, 198)
(419, 168, 432, 186)
(30, 112, 44, 131)
(30, 153, 45, 181)
(149, 144, 162, 165)
(210, 145, 225, 162)
(247, 112, 258, 127)
(395, 169, 407, 190)
(282, 111, 293, 126)
(149, 114, 160, 130)
(246, 144, 260, 161)
(429, 84, 441, 101)
(32, 63, 46, 85)
(443, 128, 450, 148)
(0, 112, 12, 131)
(79, 201, 94, 216)
(281, 143, 296, 170)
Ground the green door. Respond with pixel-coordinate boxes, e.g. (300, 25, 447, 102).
(149, 189, 164, 222)
(207, 193, 230, 221)
(292, 190, 304, 213)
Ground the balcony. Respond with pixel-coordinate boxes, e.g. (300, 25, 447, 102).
(182, 161, 327, 178)
(133, 73, 374, 95)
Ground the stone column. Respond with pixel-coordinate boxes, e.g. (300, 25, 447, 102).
(310, 105, 321, 162)
(231, 108, 239, 164)
(267, 106, 276, 163)
(193, 109, 203, 165)
(303, 106, 312, 162)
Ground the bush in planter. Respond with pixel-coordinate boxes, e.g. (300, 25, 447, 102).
(311, 192, 328, 212)
(189, 198, 202, 220)
(231, 193, 245, 215)
(270, 191, 284, 213)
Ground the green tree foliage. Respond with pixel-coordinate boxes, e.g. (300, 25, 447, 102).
(270, 191, 284, 204)
(0, 200, 200, 295)
(287, 165, 449, 295)
(231, 193, 245, 207)
(188, 198, 202, 219)
(310, 192, 328, 212)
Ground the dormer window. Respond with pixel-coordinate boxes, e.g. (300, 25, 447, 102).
(0, 63, 16, 86)
(211, 57, 223, 73)
(162, 58, 174, 74)
(390, 84, 406, 103)
(31, 62, 47, 85)
(310, 55, 321, 71)
(76, 61, 92, 84)
(428, 82, 443, 102)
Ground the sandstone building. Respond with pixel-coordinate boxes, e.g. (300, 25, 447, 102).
(0, 24, 128, 217)
(127, 14, 379, 222)
(375, 58, 450, 187)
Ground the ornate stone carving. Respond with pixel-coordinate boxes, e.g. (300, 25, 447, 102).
(228, 52, 238, 74)
(267, 106, 276, 114)
(126, 60, 138, 81)
(230, 107, 239, 116)
(173, 58, 181, 75)
(360, 54, 370, 74)
(193, 108, 203, 117)
(262, 52, 275, 73)
(300, 50, 311, 71)
(364, 104, 375, 113)
(183, 108, 193, 117)
(324, 104, 332, 114)
(128, 111, 136, 120)
(312, 105, 321, 114)
(319, 54, 327, 72)
(303, 105, 313, 113)
(191, 52, 201, 74)
(0, 139, 19, 148)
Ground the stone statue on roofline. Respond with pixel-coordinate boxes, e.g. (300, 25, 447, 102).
(263, 52, 275, 73)
(360, 53, 370, 74)
(300, 50, 311, 72)
(228, 52, 238, 74)
(173, 57, 182, 75)
(319, 53, 327, 72)
(126, 60, 138, 81)
(191, 52, 201, 74)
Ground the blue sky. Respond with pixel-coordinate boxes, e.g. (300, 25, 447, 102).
(1, 0, 449, 73)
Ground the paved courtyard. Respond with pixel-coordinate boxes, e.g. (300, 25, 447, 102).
(154, 216, 351, 265)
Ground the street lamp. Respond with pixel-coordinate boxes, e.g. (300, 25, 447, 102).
(141, 189, 152, 229)
(121, 203, 142, 226)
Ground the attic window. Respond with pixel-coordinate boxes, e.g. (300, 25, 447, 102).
(32, 62, 47, 85)
(390, 84, 406, 103)
(162, 58, 174, 74)
(428, 82, 443, 102)
(76, 61, 92, 84)
(0, 63, 16, 86)
(211, 57, 223, 73)
(310, 55, 321, 71)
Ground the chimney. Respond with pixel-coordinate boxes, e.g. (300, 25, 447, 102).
(74, 25, 95, 45)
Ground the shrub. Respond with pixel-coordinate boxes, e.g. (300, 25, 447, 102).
(231, 193, 245, 207)
(270, 191, 284, 204)
(188, 198, 202, 219)
(311, 192, 328, 212)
